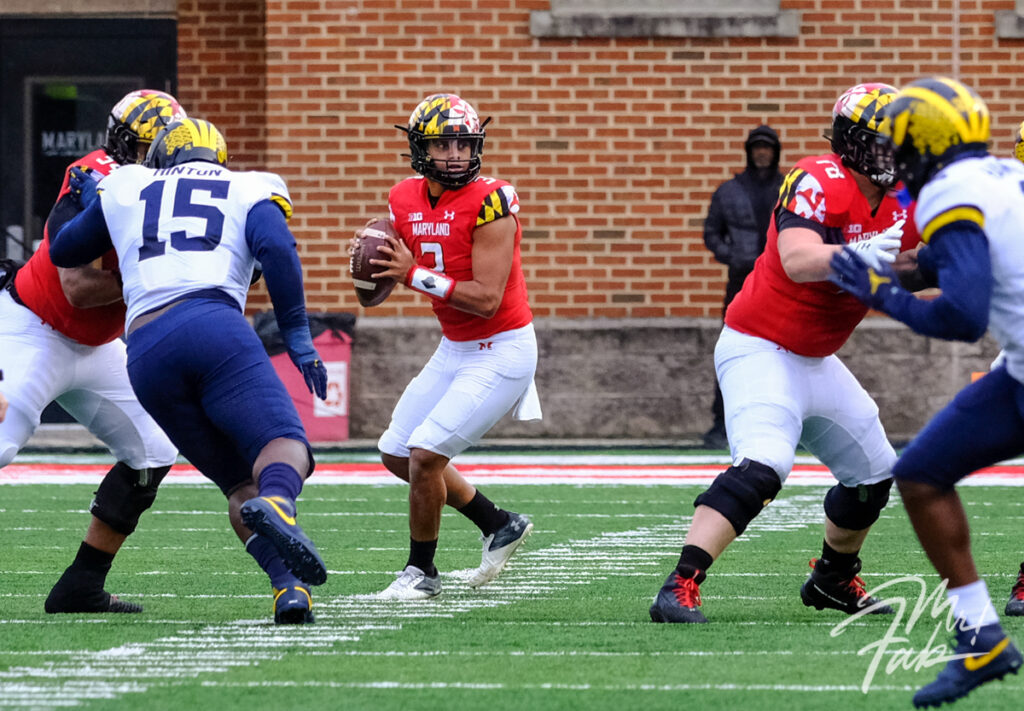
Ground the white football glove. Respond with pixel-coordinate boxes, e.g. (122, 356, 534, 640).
(847, 218, 904, 271)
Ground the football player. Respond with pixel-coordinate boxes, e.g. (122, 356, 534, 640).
(0, 90, 183, 614)
(650, 83, 921, 624)
(49, 118, 329, 625)
(830, 77, 1024, 708)
(354, 93, 540, 600)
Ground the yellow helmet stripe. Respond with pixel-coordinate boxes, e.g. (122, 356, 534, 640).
(921, 205, 984, 244)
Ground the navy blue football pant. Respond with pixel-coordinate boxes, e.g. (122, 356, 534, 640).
(125, 298, 310, 495)
(893, 365, 1024, 489)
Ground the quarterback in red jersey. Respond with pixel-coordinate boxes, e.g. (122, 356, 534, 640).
(651, 83, 920, 624)
(354, 93, 540, 600)
(0, 90, 182, 614)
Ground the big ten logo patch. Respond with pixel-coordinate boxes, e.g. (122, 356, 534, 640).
(314, 361, 348, 417)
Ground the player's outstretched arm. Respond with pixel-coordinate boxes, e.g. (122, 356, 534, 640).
(245, 200, 327, 400)
(49, 199, 114, 269)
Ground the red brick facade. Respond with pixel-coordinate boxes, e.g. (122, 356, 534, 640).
(176, 0, 1024, 319)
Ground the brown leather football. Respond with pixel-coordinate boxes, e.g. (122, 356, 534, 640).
(351, 218, 398, 307)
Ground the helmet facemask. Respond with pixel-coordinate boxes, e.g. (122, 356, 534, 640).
(408, 132, 485, 188)
(830, 114, 897, 189)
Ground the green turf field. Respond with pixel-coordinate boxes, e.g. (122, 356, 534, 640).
(2, 477, 1023, 710)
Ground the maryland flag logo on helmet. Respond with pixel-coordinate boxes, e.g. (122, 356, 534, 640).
(105, 89, 187, 165)
(146, 118, 228, 170)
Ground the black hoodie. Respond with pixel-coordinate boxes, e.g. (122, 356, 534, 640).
(702, 125, 784, 309)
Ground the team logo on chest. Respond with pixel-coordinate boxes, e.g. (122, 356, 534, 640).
(410, 208, 455, 237)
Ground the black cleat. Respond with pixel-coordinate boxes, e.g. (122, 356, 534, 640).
(650, 570, 708, 623)
(1005, 563, 1024, 616)
(912, 623, 1023, 708)
(800, 558, 894, 615)
(45, 569, 142, 614)
(274, 584, 314, 624)
(241, 496, 327, 586)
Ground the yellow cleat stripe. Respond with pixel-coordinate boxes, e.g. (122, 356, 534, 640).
(264, 496, 296, 526)
(963, 637, 1010, 672)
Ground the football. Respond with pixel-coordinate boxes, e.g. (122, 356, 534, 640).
(350, 218, 398, 307)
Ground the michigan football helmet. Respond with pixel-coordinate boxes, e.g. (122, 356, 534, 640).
(104, 90, 187, 165)
(877, 77, 990, 198)
(145, 118, 228, 169)
(1014, 121, 1024, 164)
(400, 93, 490, 188)
(827, 82, 899, 187)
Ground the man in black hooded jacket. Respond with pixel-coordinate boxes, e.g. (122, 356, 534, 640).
(701, 125, 783, 449)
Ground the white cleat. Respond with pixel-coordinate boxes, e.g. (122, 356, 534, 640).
(468, 512, 533, 588)
(377, 565, 442, 600)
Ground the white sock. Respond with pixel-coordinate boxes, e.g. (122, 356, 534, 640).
(947, 579, 999, 629)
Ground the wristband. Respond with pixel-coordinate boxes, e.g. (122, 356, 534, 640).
(405, 265, 455, 301)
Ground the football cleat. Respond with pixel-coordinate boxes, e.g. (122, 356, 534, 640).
(800, 558, 894, 615)
(649, 570, 708, 623)
(912, 623, 1022, 708)
(467, 512, 534, 588)
(45, 570, 142, 614)
(240, 496, 327, 586)
(377, 565, 442, 601)
(274, 584, 314, 624)
(1005, 563, 1024, 616)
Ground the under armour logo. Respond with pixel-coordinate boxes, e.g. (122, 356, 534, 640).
(444, 210, 456, 220)
(478, 341, 493, 350)
(423, 276, 437, 289)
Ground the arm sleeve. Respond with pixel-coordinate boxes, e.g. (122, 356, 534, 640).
(48, 199, 114, 267)
(881, 223, 991, 341)
(45, 193, 82, 241)
(702, 186, 731, 264)
(244, 200, 308, 333)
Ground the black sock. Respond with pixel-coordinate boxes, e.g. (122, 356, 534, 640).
(819, 541, 859, 572)
(676, 544, 713, 584)
(407, 538, 438, 577)
(72, 541, 115, 574)
(457, 490, 510, 536)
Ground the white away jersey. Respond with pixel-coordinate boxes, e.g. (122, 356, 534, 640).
(96, 161, 291, 325)
(915, 156, 1024, 382)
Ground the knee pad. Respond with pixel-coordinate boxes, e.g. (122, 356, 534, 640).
(823, 478, 893, 531)
(693, 458, 782, 535)
(89, 463, 171, 535)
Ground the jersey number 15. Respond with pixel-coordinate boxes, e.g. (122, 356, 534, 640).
(138, 178, 229, 261)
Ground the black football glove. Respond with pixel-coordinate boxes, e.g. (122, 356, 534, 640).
(68, 166, 100, 209)
(828, 247, 905, 313)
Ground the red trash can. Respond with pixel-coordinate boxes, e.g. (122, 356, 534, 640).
(270, 330, 351, 442)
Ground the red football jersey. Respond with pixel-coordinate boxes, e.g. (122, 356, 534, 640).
(726, 153, 919, 357)
(389, 175, 533, 341)
(14, 149, 126, 346)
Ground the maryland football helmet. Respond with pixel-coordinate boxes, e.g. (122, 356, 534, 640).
(827, 82, 899, 187)
(145, 118, 228, 169)
(401, 93, 490, 188)
(1014, 121, 1024, 164)
(104, 90, 187, 165)
(877, 77, 990, 198)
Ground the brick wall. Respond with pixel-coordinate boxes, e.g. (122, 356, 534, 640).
(177, 1, 1024, 319)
